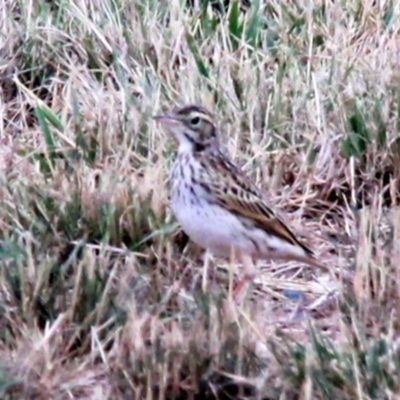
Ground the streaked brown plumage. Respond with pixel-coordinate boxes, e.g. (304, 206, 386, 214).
(155, 104, 324, 284)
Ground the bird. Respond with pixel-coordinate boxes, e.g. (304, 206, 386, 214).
(154, 104, 324, 298)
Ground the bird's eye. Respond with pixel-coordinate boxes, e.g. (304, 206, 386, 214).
(190, 116, 200, 126)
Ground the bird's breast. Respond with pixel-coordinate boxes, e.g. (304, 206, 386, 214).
(169, 171, 249, 256)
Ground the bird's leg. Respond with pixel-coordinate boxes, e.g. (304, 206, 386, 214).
(222, 247, 240, 324)
(233, 253, 256, 303)
(228, 247, 236, 300)
(202, 251, 211, 292)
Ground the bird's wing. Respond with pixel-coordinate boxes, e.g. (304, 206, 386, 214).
(198, 151, 314, 257)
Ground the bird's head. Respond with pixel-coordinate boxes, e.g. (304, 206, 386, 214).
(155, 105, 218, 152)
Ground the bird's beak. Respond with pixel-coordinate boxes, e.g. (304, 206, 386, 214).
(153, 113, 181, 127)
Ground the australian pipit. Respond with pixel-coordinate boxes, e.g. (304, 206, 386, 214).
(155, 105, 324, 298)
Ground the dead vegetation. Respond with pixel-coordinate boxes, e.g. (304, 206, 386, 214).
(1, 0, 400, 398)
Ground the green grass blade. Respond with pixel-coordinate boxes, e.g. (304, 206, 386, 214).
(228, 0, 242, 44)
(185, 31, 210, 79)
(35, 106, 56, 149)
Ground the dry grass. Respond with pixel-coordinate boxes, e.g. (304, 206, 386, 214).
(1, 0, 400, 398)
